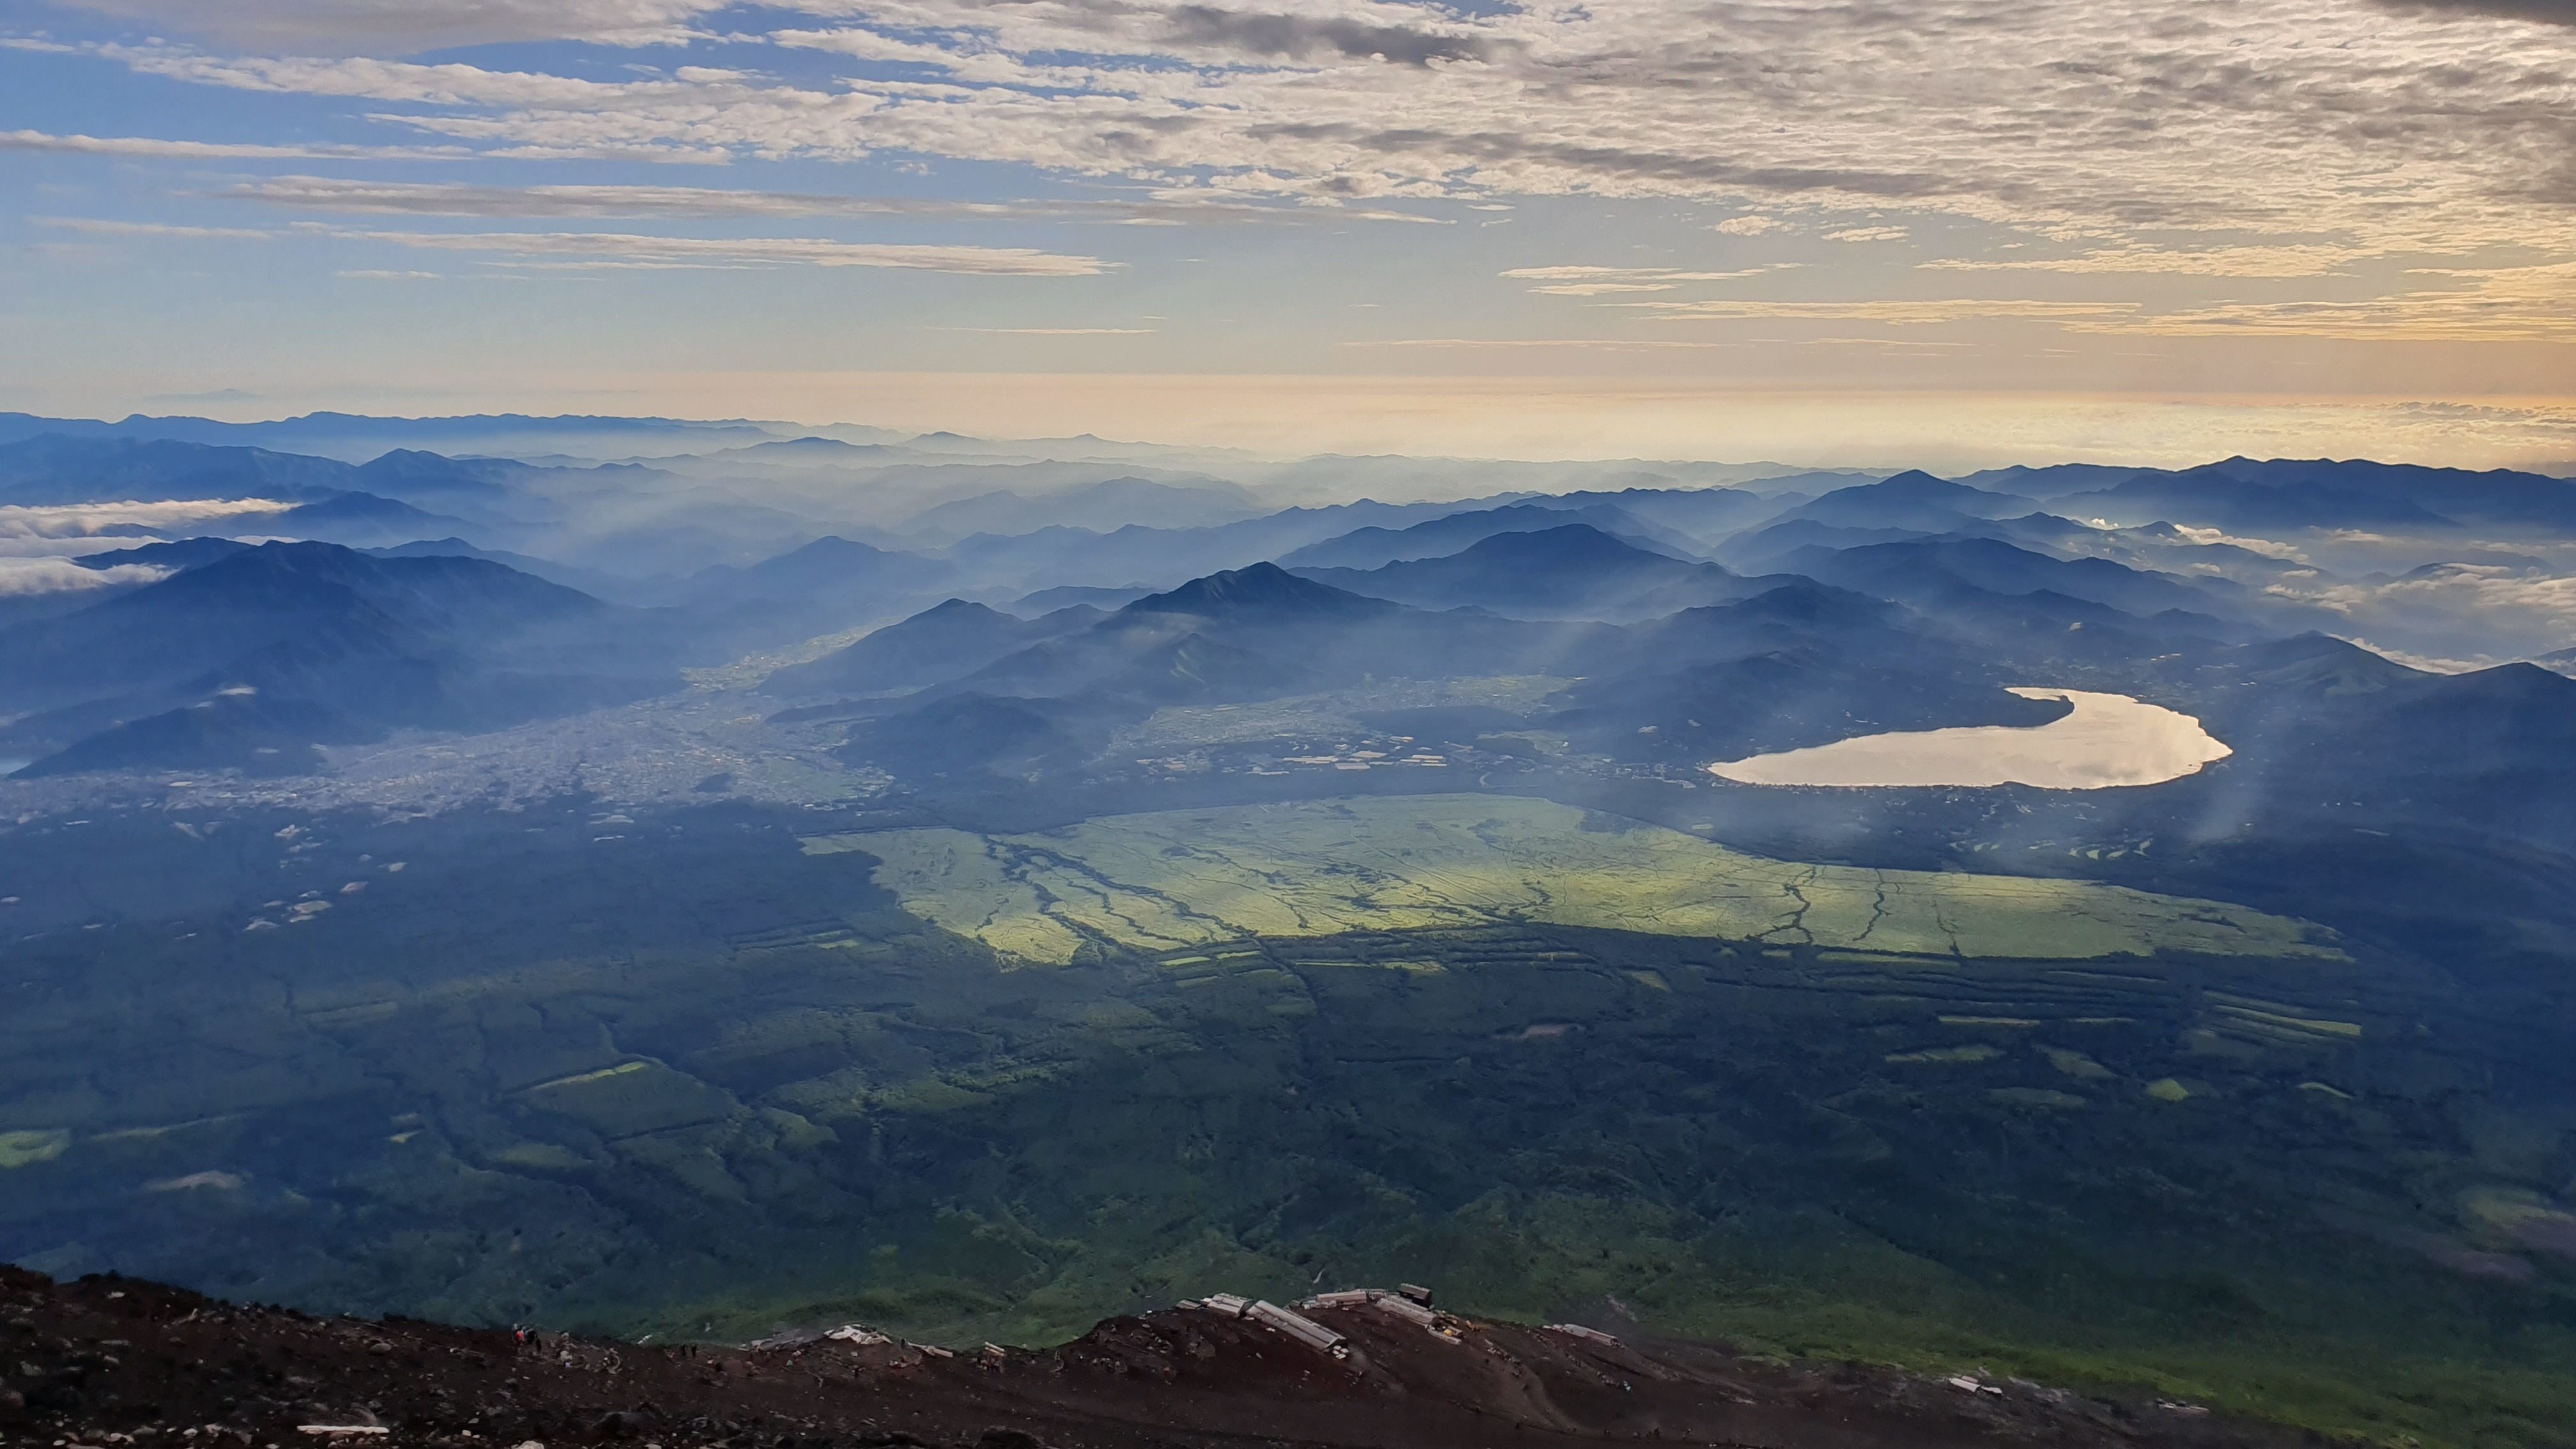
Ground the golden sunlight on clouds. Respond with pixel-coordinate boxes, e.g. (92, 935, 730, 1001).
(126, 371, 2563, 473)
(8, 0, 2573, 443)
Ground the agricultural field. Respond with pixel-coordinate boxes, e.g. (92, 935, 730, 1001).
(2, 796, 2573, 1446)
(823, 795, 2336, 967)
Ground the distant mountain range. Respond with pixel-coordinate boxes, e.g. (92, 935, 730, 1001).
(0, 542, 677, 776)
(1276, 502, 1699, 571)
(1971, 456, 2576, 531)
(0, 410, 802, 463)
(6, 406, 2576, 811)
(1295, 523, 1772, 620)
(762, 597, 1106, 698)
(0, 434, 527, 509)
(781, 558, 2095, 780)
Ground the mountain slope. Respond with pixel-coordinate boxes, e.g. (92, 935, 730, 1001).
(1297, 524, 1758, 620)
(762, 597, 1107, 696)
(1776, 536, 2241, 631)
(70, 537, 256, 572)
(1542, 581, 2064, 760)
(2165, 635, 2576, 847)
(0, 1265, 2314, 1449)
(1770, 470, 2041, 530)
(0, 434, 551, 512)
(839, 564, 1592, 774)
(668, 535, 963, 649)
(1984, 457, 2576, 532)
(0, 542, 677, 776)
(0, 434, 353, 504)
(1126, 559, 1401, 621)
(1278, 502, 1694, 571)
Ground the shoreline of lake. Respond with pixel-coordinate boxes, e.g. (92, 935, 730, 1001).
(1706, 688, 2230, 790)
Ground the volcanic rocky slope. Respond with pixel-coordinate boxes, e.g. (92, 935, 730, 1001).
(0, 1268, 2329, 1449)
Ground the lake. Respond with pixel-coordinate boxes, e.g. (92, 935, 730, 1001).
(1706, 689, 2230, 789)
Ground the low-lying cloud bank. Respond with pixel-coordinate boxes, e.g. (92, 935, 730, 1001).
(0, 557, 172, 596)
(0, 498, 289, 542)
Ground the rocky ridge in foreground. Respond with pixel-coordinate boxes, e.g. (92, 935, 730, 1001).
(0, 1268, 2333, 1449)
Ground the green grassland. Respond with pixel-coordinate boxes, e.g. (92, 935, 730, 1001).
(825, 795, 2336, 967)
(1, 798, 2572, 1446)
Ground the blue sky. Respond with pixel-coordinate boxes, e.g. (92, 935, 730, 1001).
(4, 0, 2575, 465)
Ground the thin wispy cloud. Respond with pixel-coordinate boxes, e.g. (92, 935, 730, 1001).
(1501, 264, 1786, 296)
(335, 227, 1116, 276)
(1629, 298, 2145, 325)
(1, 128, 462, 160)
(41, 217, 278, 240)
(39, 215, 1115, 276)
(53, 0, 734, 53)
(212, 177, 1442, 227)
(1922, 245, 2376, 279)
(1344, 337, 1740, 349)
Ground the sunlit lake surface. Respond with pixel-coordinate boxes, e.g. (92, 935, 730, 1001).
(1707, 689, 2230, 789)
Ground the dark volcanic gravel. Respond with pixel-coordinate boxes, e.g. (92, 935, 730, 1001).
(0, 1268, 2340, 1449)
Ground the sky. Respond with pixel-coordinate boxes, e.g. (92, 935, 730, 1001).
(3, 0, 2575, 467)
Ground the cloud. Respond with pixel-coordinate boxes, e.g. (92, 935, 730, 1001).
(1501, 266, 1778, 280)
(1342, 337, 1740, 349)
(226, 177, 1038, 219)
(1823, 226, 1908, 243)
(30, 0, 2576, 344)
(2058, 262, 2576, 340)
(939, 326, 1156, 334)
(213, 176, 1440, 226)
(33, 3, 2575, 270)
(336, 227, 1114, 275)
(0, 499, 293, 540)
(0, 128, 461, 160)
(96, 44, 740, 107)
(1518, 249, 2576, 345)
(39, 217, 277, 240)
(768, 27, 970, 69)
(2067, 298, 2576, 341)
(0, 557, 174, 596)
(1156, 6, 1497, 65)
(1519, 282, 1692, 295)
(1628, 298, 2143, 325)
(37, 213, 1114, 276)
(2170, 525, 2308, 562)
(2379, 0, 2576, 25)
(2303, 564, 2576, 640)
(1924, 245, 2373, 278)
(54, 0, 732, 52)
(38, 2, 2574, 254)
(1501, 263, 1784, 296)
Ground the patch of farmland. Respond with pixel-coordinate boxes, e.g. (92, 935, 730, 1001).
(838, 795, 2337, 967)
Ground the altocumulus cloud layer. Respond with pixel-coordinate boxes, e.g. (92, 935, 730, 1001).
(28, 0, 2576, 256)
(9, 0, 2576, 427)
